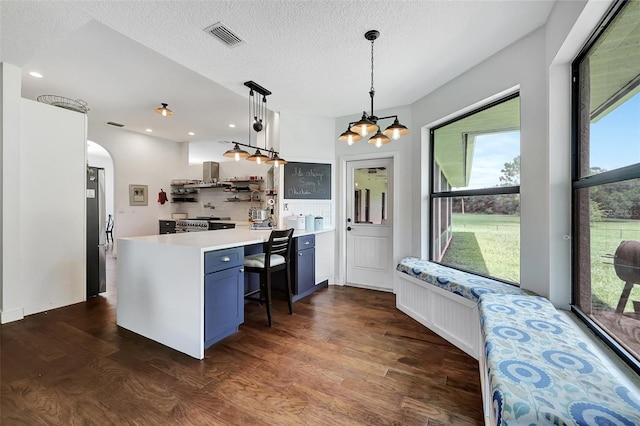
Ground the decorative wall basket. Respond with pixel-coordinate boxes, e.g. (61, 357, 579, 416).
(36, 95, 89, 114)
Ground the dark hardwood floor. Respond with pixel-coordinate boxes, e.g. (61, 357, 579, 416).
(1, 251, 483, 425)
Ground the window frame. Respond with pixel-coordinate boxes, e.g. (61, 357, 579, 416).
(570, 0, 640, 374)
(429, 92, 521, 285)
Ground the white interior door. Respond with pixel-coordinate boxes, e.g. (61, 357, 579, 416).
(346, 158, 393, 290)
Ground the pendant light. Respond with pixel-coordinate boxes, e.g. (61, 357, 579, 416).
(383, 118, 410, 140)
(155, 103, 173, 117)
(265, 148, 288, 167)
(338, 30, 410, 147)
(369, 130, 391, 148)
(246, 148, 269, 164)
(223, 142, 250, 161)
(337, 126, 363, 145)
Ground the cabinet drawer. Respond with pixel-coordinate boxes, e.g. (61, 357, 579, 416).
(295, 234, 315, 251)
(205, 247, 243, 274)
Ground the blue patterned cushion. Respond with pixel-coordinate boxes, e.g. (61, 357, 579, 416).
(396, 257, 530, 302)
(479, 293, 640, 425)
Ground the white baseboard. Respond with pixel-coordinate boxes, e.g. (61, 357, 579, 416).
(1, 307, 24, 324)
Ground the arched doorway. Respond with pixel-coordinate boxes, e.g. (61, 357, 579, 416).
(87, 140, 116, 302)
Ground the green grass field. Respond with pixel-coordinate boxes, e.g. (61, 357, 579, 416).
(442, 213, 520, 283)
(442, 213, 640, 310)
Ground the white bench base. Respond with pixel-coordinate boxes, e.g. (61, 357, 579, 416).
(395, 271, 481, 359)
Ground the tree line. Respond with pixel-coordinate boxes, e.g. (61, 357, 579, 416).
(590, 168, 639, 221)
(451, 157, 639, 221)
(452, 156, 521, 215)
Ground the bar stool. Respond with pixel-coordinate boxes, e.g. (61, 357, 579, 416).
(243, 228, 294, 326)
(106, 214, 114, 244)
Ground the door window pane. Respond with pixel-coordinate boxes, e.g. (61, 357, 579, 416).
(354, 167, 388, 224)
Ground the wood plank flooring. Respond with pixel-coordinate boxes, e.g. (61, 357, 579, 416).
(1, 254, 483, 425)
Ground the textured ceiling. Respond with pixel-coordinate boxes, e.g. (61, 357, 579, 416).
(1, 1, 556, 143)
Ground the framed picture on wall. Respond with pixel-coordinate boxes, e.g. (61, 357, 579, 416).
(129, 184, 148, 206)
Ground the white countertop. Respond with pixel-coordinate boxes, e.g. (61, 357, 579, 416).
(119, 226, 334, 251)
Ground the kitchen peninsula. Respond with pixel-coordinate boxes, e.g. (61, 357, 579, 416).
(116, 227, 334, 359)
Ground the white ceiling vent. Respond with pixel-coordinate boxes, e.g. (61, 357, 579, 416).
(204, 22, 245, 48)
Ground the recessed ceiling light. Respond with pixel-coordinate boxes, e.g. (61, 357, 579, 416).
(29, 71, 43, 78)
(145, 128, 153, 133)
(188, 132, 195, 136)
(229, 124, 236, 128)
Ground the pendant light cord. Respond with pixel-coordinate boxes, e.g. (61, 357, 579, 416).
(248, 89, 253, 148)
(262, 96, 267, 150)
(370, 39, 375, 93)
(369, 38, 375, 118)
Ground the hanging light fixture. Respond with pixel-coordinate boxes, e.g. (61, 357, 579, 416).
(220, 82, 287, 165)
(338, 30, 410, 147)
(242, 81, 287, 165)
(246, 148, 270, 164)
(154, 103, 173, 117)
(337, 126, 363, 145)
(265, 148, 288, 167)
(223, 142, 250, 162)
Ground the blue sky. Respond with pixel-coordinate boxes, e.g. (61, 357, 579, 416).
(461, 92, 639, 189)
(465, 132, 520, 189)
(590, 92, 640, 172)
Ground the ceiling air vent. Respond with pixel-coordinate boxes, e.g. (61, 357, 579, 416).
(204, 22, 245, 48)
(107, 121, 124, 127)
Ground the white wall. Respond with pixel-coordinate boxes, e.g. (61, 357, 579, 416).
(278, 112, 336, 228)
(412, 28, 552, 298)
(20, 99, 87, 316)
(88, 123, 188, 242)
(406, 0, 599, 306)
(2, 61, 87, 323)
(1, 63, 23, 322)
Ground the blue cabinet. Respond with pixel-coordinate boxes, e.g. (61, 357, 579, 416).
(251, 234, 319, 302)
(293, 234, 315, 295)
(204, 247, 244, 349)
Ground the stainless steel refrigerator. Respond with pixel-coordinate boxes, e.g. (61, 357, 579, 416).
(86, 166, 106, 297)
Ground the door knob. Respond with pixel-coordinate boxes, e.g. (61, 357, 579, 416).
(347, 226, 352, 231)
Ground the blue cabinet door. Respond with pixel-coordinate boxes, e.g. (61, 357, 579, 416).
(294, 247, 315, 295)
(204, 265, 244, 349)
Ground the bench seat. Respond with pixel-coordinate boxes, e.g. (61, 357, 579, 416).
(394, 257, 530, 359)
(396, 257, 530, 302)
(478, 292, 640, 425)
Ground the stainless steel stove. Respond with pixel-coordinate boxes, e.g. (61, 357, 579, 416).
(175, 217, 235, 232)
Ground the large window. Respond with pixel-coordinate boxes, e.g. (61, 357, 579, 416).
(431, 94, 521, 284)
(572, 0, 640, 370)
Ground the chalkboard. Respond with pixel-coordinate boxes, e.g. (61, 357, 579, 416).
(283, 162, 331, 200)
